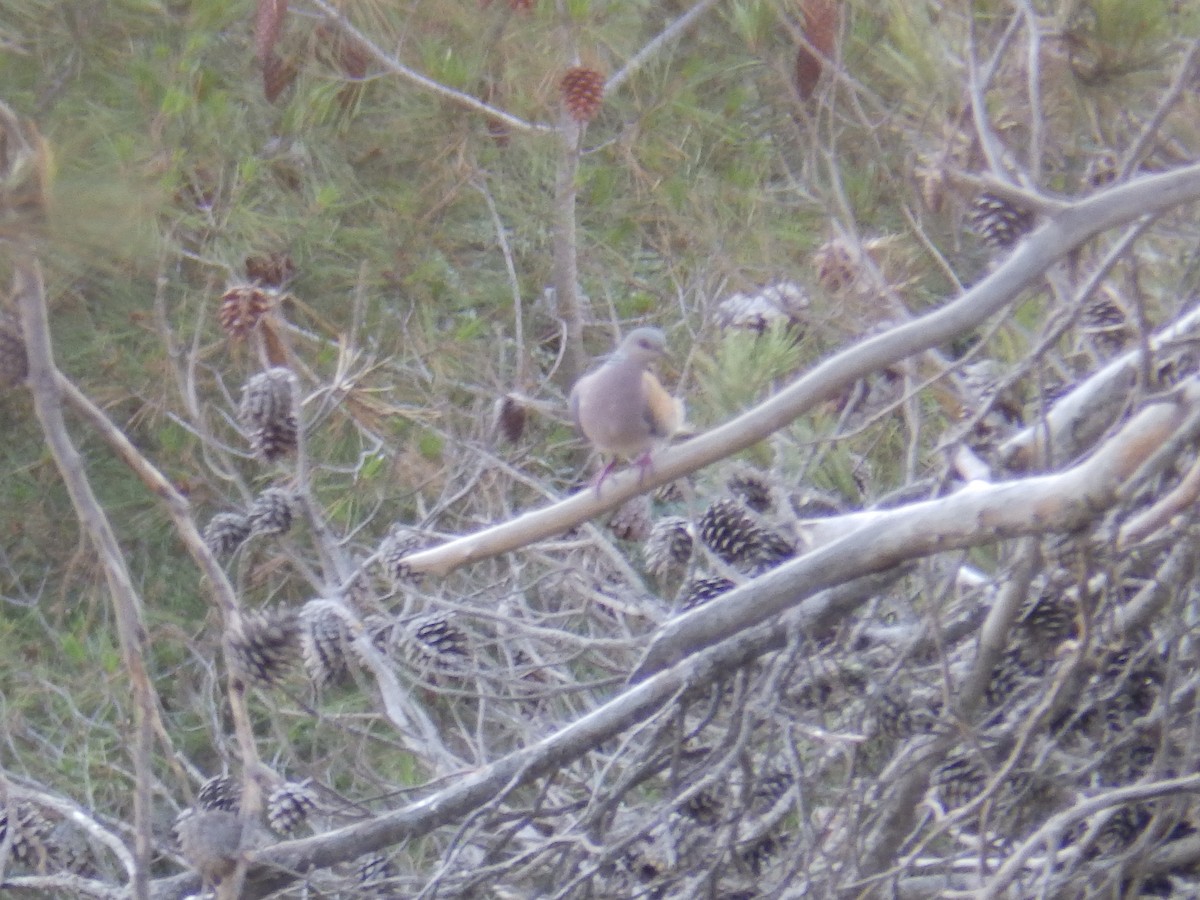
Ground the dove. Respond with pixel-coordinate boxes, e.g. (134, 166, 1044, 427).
(569, 327, 683, 492)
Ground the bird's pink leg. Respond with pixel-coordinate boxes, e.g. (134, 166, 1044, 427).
(634, 450, 655, 483)
(592, 458, 618, 496)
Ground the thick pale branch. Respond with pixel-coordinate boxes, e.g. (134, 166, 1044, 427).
(1001, 303, 1200, 471)
(1119, 451, 1200, 547)
(631, 380, 1200, 680)
(2, 873, 125, 898)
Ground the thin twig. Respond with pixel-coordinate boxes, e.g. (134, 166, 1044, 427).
(13, 258, 156, 900)
(303, 0, 552, 134)
(604, 0, 727, 96)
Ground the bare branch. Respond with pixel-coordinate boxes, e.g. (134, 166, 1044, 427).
(634, 380, 1200, 680)
(13, 258, 155, 900)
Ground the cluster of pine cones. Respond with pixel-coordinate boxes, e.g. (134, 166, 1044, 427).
(609, 466, 838, 613)
(0, 800, 88, 875)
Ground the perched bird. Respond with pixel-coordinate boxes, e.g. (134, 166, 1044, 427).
(174, 808, 244, 889)
(569, 327, 684, 492)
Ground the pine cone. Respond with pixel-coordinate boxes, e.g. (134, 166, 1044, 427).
(789, 489, 842, 519)
(493, 393, 527, 444)
(299, 599, 351, 686)
(1086, 151, 1118, 188)
(254, 418, 299, 462)
(681, 789, 721, 826)
(380, 526, 425, 586)
(608, 494, 652, 542)
(238, 359, 296, 419)
(1082, 295, 1127, 330)
(812, 238, 860, 294)
(204, 512, 251, 557)
(0, 319, 28, 389)
(196, 774, 242, 813)
(1101, 643, 1164, 718)
(239, 368, 299, 462)
(652, 480, 684, 504)
(248, 487, 295, 536)
(0, 801, 51, 867)
(969, 192, 1035, 249)
(714, 283, 809, 333)
(230, 607, 300, 686)
(406, 613, 469, 671)
(932, 754, 985, 810)
(174, 808, 243, 886)
(1017, 584, 1077, 647)
(727, 468, 774, 514)
(1094, 804, 1150, 856)
(560, 67, 605, 123)
(244, 251, 295, 288)
(698, 498, 794, 572)
(356, 852, 397, 884)
(644, 516, 694, 582)
(1082, 294, 1132, 352)
(267, 780, 317, 835)
(752, 769, 794, 809)
(984, 646, 1047, 708)
(218, 285, 274, 339)
(739, 831, 788, 874)
(677, 575, 735, 612)
(46, 819, 93, 875)
(622, 836, 669, 883)
(358, 613, 397, 654)
(873, 689, 915, 740)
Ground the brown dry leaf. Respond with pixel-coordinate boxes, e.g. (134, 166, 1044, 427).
(794, 0, 838, 100)
(0, 104, 52, 239)
(254, 0, 288, 62)
(314, 24, 369, 80)
(494, 394, 528, 444)
(262, 52, 298, 104)
(245, 251, 296, 288)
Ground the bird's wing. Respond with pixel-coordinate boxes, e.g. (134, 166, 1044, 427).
(642, 370, 683, 438)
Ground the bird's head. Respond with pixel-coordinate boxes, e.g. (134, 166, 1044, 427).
(618, 327, 668, 365)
